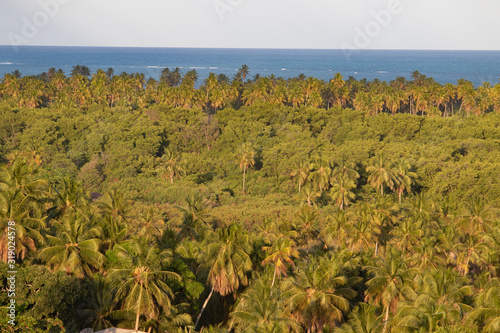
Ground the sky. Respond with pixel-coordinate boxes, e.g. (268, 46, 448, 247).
(1, 0, 500, 50)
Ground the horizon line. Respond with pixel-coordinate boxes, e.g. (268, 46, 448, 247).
(1, 45, 500, 52)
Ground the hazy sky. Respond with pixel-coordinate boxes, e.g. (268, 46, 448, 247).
(1, 0, 499, 50)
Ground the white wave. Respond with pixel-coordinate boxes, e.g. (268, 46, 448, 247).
(209, 66, 218, 69)
(190, 66, 206, 69)
(281, 68, 287, 71)
(146, 65, 162, 68)
(377, 71, 389, 74)
(354, 72, 358, 74)
(0, 62, 13, 65)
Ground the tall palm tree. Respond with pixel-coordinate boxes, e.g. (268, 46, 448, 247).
(108, 237, 181, 332)
(229, 274, 300, 332)
(46, 178, 89, 223)
(78, 275, 135, 331)
(392, 159, 417, 203)
(364, 249, 417, 333)
(307, 158, 331, 192)
(236, 143, 256, 193)
(157, 148, 185, 184)
(290, 161, 311, 193)
(330, 174, 357, 210)
(194, 224, 253, 331)
(39, 211, 105, 278)
(283, 255, 356, 332)
(262, 237, 299, 289)
(175, 192, 210, 241)
(132, 208, 165, 240)
(366, 155, 396, 196)
(469, 278, 500, 332)
(333, 303, 383, 333)
(0, 156, 47, 262)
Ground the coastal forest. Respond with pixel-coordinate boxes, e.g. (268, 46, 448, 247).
(1, 65, 500, 333)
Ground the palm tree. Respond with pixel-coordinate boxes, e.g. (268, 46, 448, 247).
(392, 159, 417, 203)
(290, 161, 311, 193)
(469, 278, 500, 332)
(0, 156, 47, 262)
(46, 178, 89, 223)
(175, 192, 210, 241)
(417, 269, 473, 322)
(457, 197, 493, 236)
(132, 208, 165, 240)
(364, 249, 417, 333)
(366, 155, 396, 196)
(78, 275, 135, 331)
(330, 174, 357, 210)
(194, 224, 253, 331)
(302, 185, 321, 207)
(157, 148, 185, 184)
(334, 303, 383, 333)
(307, 158, 331, 192)
(236, 143, 255, 193)
(229, 274, 300, 332)
(108, 237, 181, 332)
(235, 65, 250, 83)
(262, 237, 299, 289)
(283, 255, 356, 332)
(39, 211, 105, 278)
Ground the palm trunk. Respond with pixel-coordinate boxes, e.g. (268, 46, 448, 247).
(194, 287, 215, 331)
(242, 165, 246, 193)
(380, 184, 384, 196)
(270, 268, 277, 297)
(398, 189, 402, 204)
(382, 306, 390, 333)
(135, 286, 143, 332)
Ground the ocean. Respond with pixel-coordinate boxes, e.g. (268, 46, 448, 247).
(0, 46, 499, 87)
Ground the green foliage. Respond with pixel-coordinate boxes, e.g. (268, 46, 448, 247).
(1, 69, 500, 332)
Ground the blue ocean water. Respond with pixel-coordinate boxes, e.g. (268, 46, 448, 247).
(0, 46, 499, 87)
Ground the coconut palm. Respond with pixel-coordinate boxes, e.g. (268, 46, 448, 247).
(283, 255, 356, 332)
(229, 274, 300, 333)
(469, 278, 500, 332)
(0, 156, 47, 262)
(39, 211, 105, 278)
(302, 185, 321, 207)
(108, 237, 181, 332)
(392, 159, 417, 203)
(157, 148, 185, 184)
(457, 197, 493, 236)
(330, 174, 357, 210)
(290, 160, 311, 193)
(262, 237, 299, 289)
(175, 192, 210, 241)
(194, 224, 253, 331)
(364, 249, 417, 333)
(236, 142, 256, 193)
(46, 178, 89, 223)
(366, 155, 396, 197)
(307, 158, 331, 192)
(78, 275, 135, 331)
(132, 208, 165, 240)
(334, 303, 383, 333)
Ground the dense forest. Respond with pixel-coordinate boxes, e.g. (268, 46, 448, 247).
(0, 65, 500, 332)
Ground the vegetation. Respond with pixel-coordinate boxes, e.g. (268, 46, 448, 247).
(0, 65, 500, 332)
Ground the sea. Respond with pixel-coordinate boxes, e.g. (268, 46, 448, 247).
(0, 46, 499, 87)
